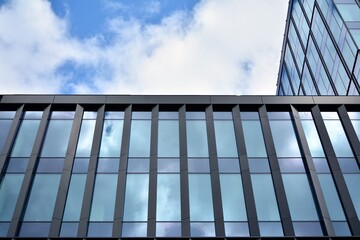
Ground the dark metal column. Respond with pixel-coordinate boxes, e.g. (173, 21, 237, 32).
(179, 105, 190, 237)
(49, 104, 84, 237)
(234, 105, 260, 236)
(291, 105, 334, 236)
(258, 105, 294, 236)
(78, 105, 105, 237)
(0, 105, 24, 174)
(312, 105, 360, 235)
(147, 105, 159, 237)
(8, 105, 51, 237)
(113, 105, 132, 237)
(205, 105, 225, 237)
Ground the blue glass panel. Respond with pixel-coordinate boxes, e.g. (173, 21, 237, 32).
(186, 112, 205, 120)
(240, 112, 259, 120)
(129, 120, 151, 157)
(267, 112, 291, 119)
(0, 120, 12, 153)
(122, 222, 147, 237)
(313, 158, 330, 173)
(104, 111, 124, 119)
(132, 111, 151, 119)
(41, 120, 73, 157)
(351, 119, 360, 140)
(0, 222, 10, 236)
(248, 158, 270, 173)
(213, 112, 232, 120)
(97, 158, 119, 173)
(63, 174, 87, 221)
(336, 3, 360, 21)
(89, 174, 117, 221)
(51, 111, 75, 119)
(282, 174, 319, 221)
(158, 111, 179, 119)
(156, 222, 181, 237)
(242, 121, 267, 157)
(338, 158, 360, 173)
(220, 174, 247, 221)
(278, 158, 305, 173)
(19, 222, 51, 237)
(214, 121, 238, 157)
(72, 158, 89, 173)
(157, 174, 181, 221)
(259, 222, 283, 236)
(186, 121, 208, 157)
(293, 222, 323, 236)
(23, 111, 43, 119)
(218, 158, 240, 173)
(60, 222, 78, 237)
(6, 158, 28, 173)
(158, 120, 179, 157)
(127, 158, 149, 173)
(344, 174, 360, 218)
(123, 174, 149, 221)
(158, 158, 179, 173)
(11, 120, 40, 157)
(99, 120, 123, 157)
(75, 120, 96, 157)
(0, 111, 15, 118)
(251, 175, 280, 221)
(83, 111, 97, 119)
(37, 158, 64, 173)
(224, 222, 249, 237)
(188, 158, 210, 173)
(23, 174, 61, 221)
(333, 221, 351, 236)
(189, 174, 214, 221)
(0, 174, 24, 221)
(301, 120, 325, 157)
(270, 121, 301, 157)
(324, 120, 354, 157)
(87, 222, 112, 237)
(190, 222, 215, 237)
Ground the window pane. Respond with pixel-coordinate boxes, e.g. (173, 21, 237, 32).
(129, 120, 151, 157)
(123, 174, 149, 221)
(157, 174, 181, 221)
(158, 120, 179, 157)
(343, 174, 360, 218)
(301, 120, 325, 157)
(87, 222, 112, 237)
(158, 111, 178, 119)
(278, 158, 305, 173)
(11, 120, 40, 157)
(186, 121, 208, 157)
(214, 121, 238, 157)
(158, 158, 179, 173)
(0, 174, 24, 221)
(0, 111, 15, 118)
(259, 222, 283, 236)
(218, 158, 240, 173)
(220, 174, 247, 221)
(97, 158, 119, 173)
(72, 158, 89, 173)
(190, 222, 215, 237)
(122, 222, 147, 237)
(75, 120, 96, 157)
(242, 121, 267, 157)
(6, 158, 28, 173)
(51, 111, 75, 119)
(156, 222, 181, 237)
(63, 174, 87, 221)
(189, 174, 214, 221)
(60, 222, 78, 237)
(324, 120, 354, 157)
(188, 158, 210, 173)
(23, 174, 61, 221)
(37, 158, 64, 173)
(0, 222, 10, 237)
(224, 222, 249, 237)
(19, 222, 51, 237)
(41, 120, 73, 157)
(0, 120, 12, 153)
(333, 221, 351, 236)
(248, 158, 270, 173)
(99, 120, 123, 157)
(127, 158, 149, 173)
(89, 174, 117, 221)
(270, 121, 301, 157)
(293, 222, 323, 236)
(251, 174, 280, 221)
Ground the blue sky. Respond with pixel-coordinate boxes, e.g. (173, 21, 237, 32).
(0, 0, 288, 95)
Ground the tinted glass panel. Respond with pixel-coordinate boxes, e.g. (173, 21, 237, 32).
(343, 174, 360, 218)
(23, 174, 61, 221)
(89, 174, 117, 221)
(6, 158, 28, 173)
(188, 158, 210, 173)
(249, 158, 270, 173)
(75, 120, 96, 157)
(242, 121, 267, 157)
(224, 222, 249, 237)
(72, 158, 89, 173)
(19, 222, 50, 237)
(186, 121, 208, 157)
(158, 111, 178, 119)
(123, 174, 149, 221)
(37, 158, 64, 173)
(158, 158, 179, 173)
(333, 221, 351, 236)
(156, 222, 181, 237)
(41, 120, 72, 157)
(157, 174, 181, 221)
(87, 222, 112, 237)
(214, 121, 238, 157)
(0, 222, 10, 237)
(189, 174, 214, 221)
(11, 120, 40, 157)
(278, 158, 305, 172)
(158, 120, 179, 157)
(60, 223, 78, 237)
(0, 111, 15, 118)
(301, 120, 325, 157)
(127, 158, 149, 173)
(63, 174, 87, 221)
(51, 111, 75, 119)
(122, 222, 147, 237)
(99, 120, 123, 157)
(0, 120, 12, 153)
(129, 120, 151, 157)
(218, 158, 240, 173)
(293, 222, 323, 236)
(190, 222, 215, 237)
(97, 158, 119, 173)
(0, 174, 24, 221)
(270, 121, 301, 157)
(259, 222, 283, 236)
(324, 120, 354, 157)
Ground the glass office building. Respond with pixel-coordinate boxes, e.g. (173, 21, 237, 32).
(277, 0, 360, 96)
(0, 95, 360, 238)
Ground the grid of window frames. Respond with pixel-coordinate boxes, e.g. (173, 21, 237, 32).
(277, 0, 360, 96)
(1, 103, 360, 237)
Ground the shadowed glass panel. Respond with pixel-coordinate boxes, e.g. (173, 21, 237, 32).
(99, 120, 123, 157)
(19, 222, 51, 237)
(97, 158, 119, 173)
(6, 158, 28, 173)
(158, 120, 179, 157)
(11, 120, 40, 157)
(129, 120, 151, 157)
(0, 174, 24, 221)
(41, 120, 73, 157)
(214, 121, 238, 157)
(123, 174, 149, 221)
(157, 174, 180, 221)
(89, 174, 117, 221)
(189, 174, 214, 221)
(0, 222, 10, 236)
(220, 174, 247, 221)
(0, 120, 12, 153)
(333, 222, 351, 236)
(270, 121, 301, 157)
(37, 158, 64, 173)
(344, 174, 360, 218)
(242, 121, 267, 157)
(23, 174, 61, 221)
(186, 121, 208, 157)
(63, 174, 87, 221)
(75, 120, 96, 157)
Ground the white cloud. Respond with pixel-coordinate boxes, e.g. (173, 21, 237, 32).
(0, 0, 288, 95)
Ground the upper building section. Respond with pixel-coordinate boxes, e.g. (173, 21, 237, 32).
(277, 0, 360, 96)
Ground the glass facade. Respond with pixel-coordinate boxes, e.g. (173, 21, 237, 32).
(277, 0, 360, 96)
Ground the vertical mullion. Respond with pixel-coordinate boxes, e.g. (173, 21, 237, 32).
(258, 105, 294, 236)
(234, 105, 260, 236)
(113, 105, 132, 237)
(8, 105, 51, 237)
(205, 105, 225, 237)
(179, 105, 190, 237)
(291, 105, 334, 235)
(77, 105, 105, 237)
(311, 105, 360, 235)
(49, 104, 84, 237)
(147, 105, 159, 237)
(0, 105, 24, 174)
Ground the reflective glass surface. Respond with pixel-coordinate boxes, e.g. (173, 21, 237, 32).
(129, 120, 151, 157)
(6, 158, 28, 173)
(99, 120, 123, 157)
(89, 174, 117, 221)
(37, 158, 64, 173)
(60, 222, 78, 237)
(0, 111, 15, 118)
(97, 158, 119, 173)
(158, 111, 179, 119)
(158, 120, 179, 157)
(132, 111, 151, 119)
(122, 222, 147, 237)
(188, 174, 214, 221)
(0, 174, 24, 221)
(87, 222, 112, 237)
(248, 158, 270, 173)
(72, 158, 89, 173)
(123, 174, 149, 221)
(301, 120, 325, 157)
(258, 222, 283, 236)
(156, 222, 181, 237)
(224, 222, 249, 237)
(19, 222, 51, 237)
(50, 111, 75, 119)
(213, 112, 232, 120)
(188, 158, 210, 173)
(186, 121, 208, 157)
(190, 222, 215, 237)
(75, 120, 96, 157)
(157, 174, 181, 221)
(214, 121, 238, 157)
(158, 158, 179, 173)
(0, 120, 12, 153)
(186, 112, 205, 120)
(63, 174, 87, 221)
(278, 158, 305, 172)
(242, 121, 267, 157)
(324, 120, 354, 157)
(11, 120, 40, 157)
(127, 158, 149, 173)
(293, 222, 323, 236)
(0, 222, 10, 237)
(218, 158, 240, 173)
(344, 174, 360, 218)
(270, 120, 301, 157)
